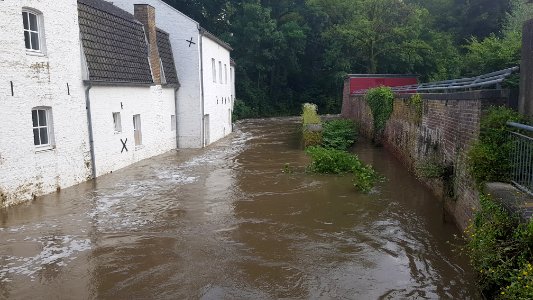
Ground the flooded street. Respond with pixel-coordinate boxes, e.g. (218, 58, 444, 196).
(0, 117, 478, 299)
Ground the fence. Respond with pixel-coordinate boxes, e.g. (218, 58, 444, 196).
(508, 122, 533, 196)
(352, 66, 519, 95)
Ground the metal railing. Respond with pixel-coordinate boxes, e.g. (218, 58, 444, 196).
(508, 122, 533, 196)
(352, 66, 519, 95)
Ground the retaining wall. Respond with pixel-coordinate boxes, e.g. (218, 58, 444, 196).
(341, 81, 510, 230)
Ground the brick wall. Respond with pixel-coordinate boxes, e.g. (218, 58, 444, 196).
(341, 85, 510, 231)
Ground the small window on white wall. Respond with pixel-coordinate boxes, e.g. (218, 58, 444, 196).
(224, 64, 228, 84)
(133, 114, 142, 146)
(22, 9, 44, 53)
(32, 107, 53, 147)
(230, 67, 233, 83)
(212, 59, 216, 83)
(171, 115, 176, 131)
(218, 61, 222, 83)
(112, 112, 122, 133)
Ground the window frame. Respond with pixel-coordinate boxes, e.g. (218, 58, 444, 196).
(212, 58, 216, 83)
(22, 8, 45, 55)
(218, 61, 222, 83)
(112, 112, 122, 133)
(224, 64, 228, 84)
(32, 107, 54, 149)
(133, 114, 142, 147)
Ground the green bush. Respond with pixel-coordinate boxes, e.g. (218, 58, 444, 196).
(305, 146, 379, 193)
(465, 194, 533, 299)
(365, 87, 394, 138)
(233, 99, 257, 121)
(322, 119, 358, 151)
(467, 106, 523, 184)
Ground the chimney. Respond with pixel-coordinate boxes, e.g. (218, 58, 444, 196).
(134, 4, 162, 85)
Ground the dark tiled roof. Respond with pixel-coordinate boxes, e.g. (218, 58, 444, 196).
(156, 29, 179, 85)
(78, 0, 153, 84)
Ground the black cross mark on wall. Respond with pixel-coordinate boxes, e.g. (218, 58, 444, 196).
(121, 138, 128, 153)
(186, 37, 196, 47)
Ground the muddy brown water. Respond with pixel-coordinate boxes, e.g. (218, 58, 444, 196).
(0, 117, 478, 299)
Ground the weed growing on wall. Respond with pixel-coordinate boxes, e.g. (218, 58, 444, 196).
(465, 194, 533, 299)
(467, 106, 524, 185)
(365, 87, 394, 140)
(408, 93, 423, 124)
(415, 161, 448, 179)
(322, 119, 358, 151)
(306, 146, 379, 193)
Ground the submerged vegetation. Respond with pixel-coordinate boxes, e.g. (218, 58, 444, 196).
(322, 119, 358, 151)
(301, 104, 378, 193)
(302, 103, 322, 147)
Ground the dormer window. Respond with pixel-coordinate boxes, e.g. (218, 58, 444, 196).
(22, 9, 44, 53)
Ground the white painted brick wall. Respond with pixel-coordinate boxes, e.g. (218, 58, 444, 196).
(0, 0, 91, 207)
(109, 0, 204, 148)
(88, 86, 176, 177)
(201, 36, 234, 145)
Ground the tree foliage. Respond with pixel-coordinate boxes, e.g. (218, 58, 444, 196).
(163, 0, 532, 117)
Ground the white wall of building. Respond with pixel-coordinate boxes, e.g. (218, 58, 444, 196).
(0, 0, 91, 207)
(108, 0, 204, 148)
(88, 85, 176, 177)
(201, 36, 234, 145)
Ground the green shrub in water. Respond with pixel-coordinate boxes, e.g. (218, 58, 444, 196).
(306, 146, 379, 193)
(322, 119, 358, 151)
(302, 103, 321, 125)
(465, 194, 533, 299)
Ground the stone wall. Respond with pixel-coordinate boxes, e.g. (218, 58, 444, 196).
(341, 81, 510, 230)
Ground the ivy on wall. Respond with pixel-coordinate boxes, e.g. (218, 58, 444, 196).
(365, 87, 394, 140)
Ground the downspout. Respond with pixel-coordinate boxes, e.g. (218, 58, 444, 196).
(199, 25, 206, 148)
(174, 86, 180, 148)
(84, 83, 96, 179)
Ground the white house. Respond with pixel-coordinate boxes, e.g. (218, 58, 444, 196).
(78, 0, 180, 177)
(0, 0, 92, 207)
(108, 0, 236, 148)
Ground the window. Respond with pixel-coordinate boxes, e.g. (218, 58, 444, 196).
(224, 64, 228, 84)
(133, 114, 142, 146)
(171, 115, 176, 131)
(230, 67, 234, 83)
(112, 112, 122, 133)
(22, 10, 43, 53)
(32, 107, 53, 147)
(218, 61, 222, 83)
(212, 59, 216, 83)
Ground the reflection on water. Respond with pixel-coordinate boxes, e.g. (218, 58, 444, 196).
(0, 117, 478, 299)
